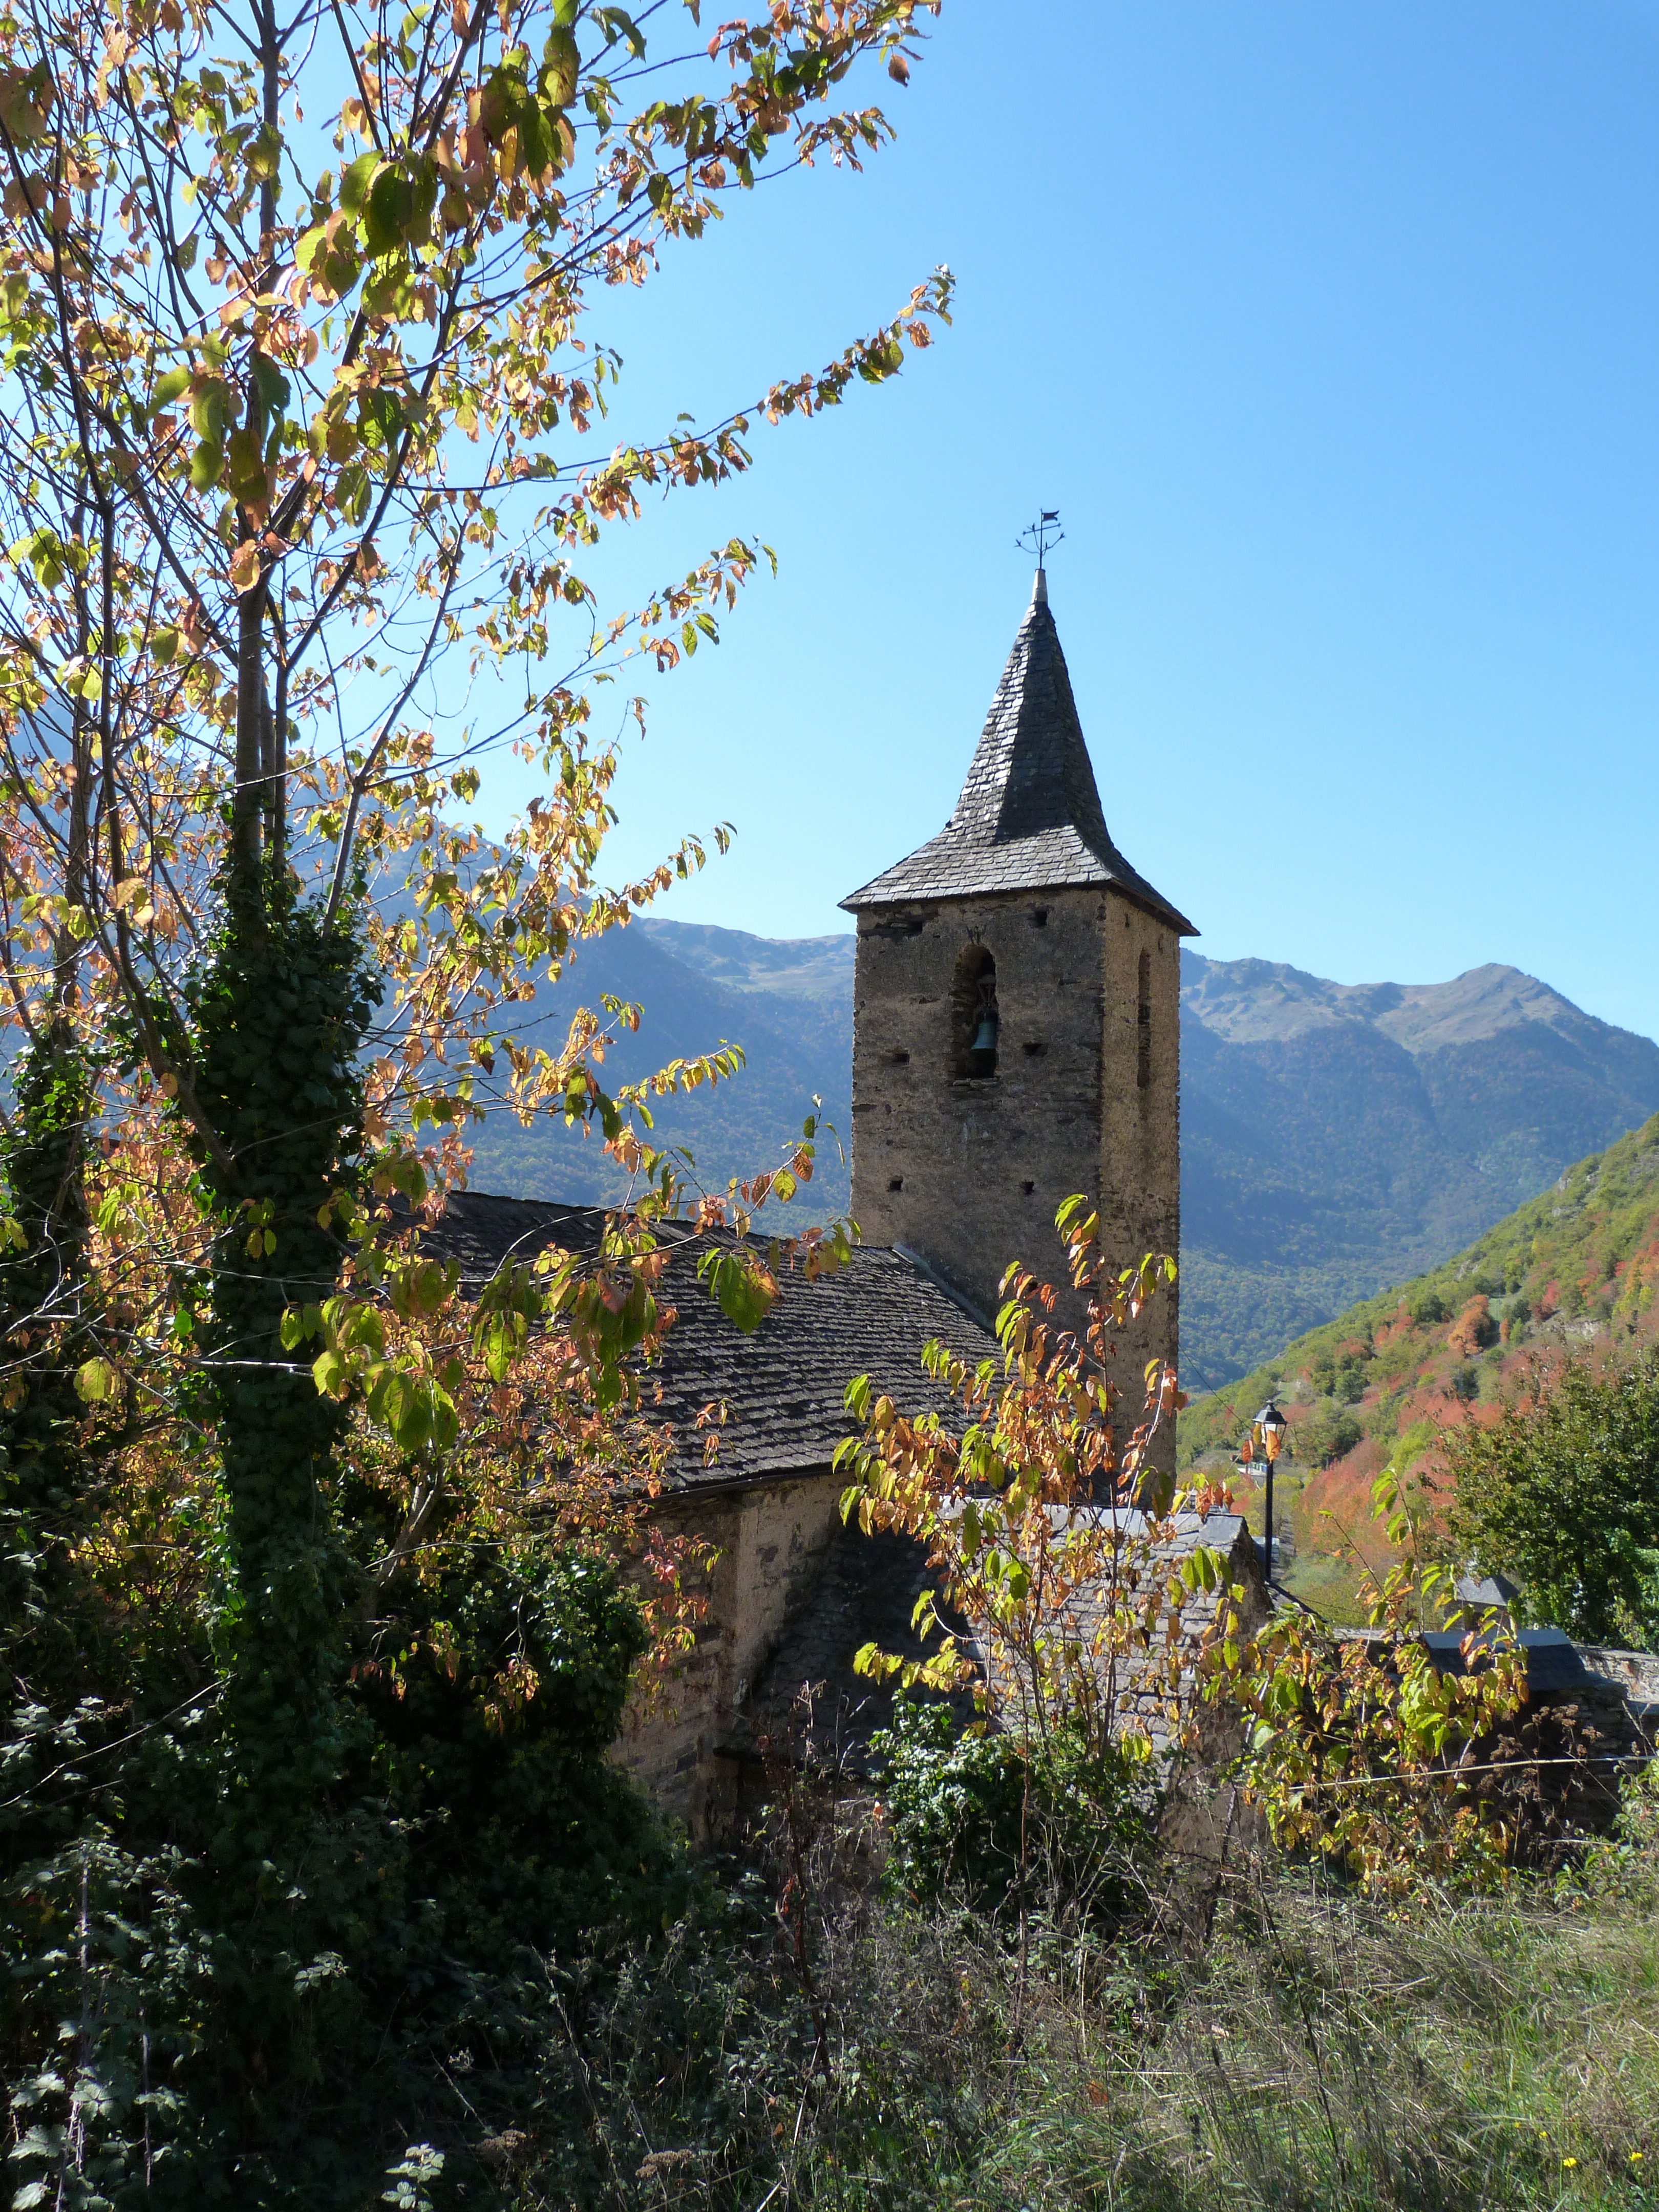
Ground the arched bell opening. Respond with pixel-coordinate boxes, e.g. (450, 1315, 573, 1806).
(951, 945, 1000, 1079)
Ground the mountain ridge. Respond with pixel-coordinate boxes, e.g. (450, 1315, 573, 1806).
(459, 918, 1659, 1385)
(1181, 954, 1620, 1054)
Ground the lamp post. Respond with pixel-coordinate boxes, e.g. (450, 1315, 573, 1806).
(1253, 1398, 1288, 1585)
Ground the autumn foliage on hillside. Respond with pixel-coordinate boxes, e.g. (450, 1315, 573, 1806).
(1179, 1111, 1659, 1597)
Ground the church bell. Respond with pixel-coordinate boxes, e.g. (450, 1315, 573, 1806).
(970, 1013, 1000, 1054)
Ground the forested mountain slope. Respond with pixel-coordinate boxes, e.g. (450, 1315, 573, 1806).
(464, 922, 1659, 1386)
(1177, 1111, 1659, 1615)
(1179, 953, 1659, 1384)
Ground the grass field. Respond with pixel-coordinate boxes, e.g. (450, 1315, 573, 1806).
(527, 1769, 1659, 2210)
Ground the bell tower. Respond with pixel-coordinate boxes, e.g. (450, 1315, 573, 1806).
(841, 568, 1197, 1426)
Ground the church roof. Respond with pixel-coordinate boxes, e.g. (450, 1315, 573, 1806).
(841, 573, 1197, 933)
(419, 1190, 998, 1490)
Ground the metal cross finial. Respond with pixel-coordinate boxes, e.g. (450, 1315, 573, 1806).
(1017, 509, 1065, 566)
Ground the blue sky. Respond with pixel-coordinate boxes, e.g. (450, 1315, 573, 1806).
(476, 1, 1659, 1040)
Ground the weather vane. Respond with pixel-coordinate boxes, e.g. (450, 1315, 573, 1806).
(1017, 509, 1065, 566)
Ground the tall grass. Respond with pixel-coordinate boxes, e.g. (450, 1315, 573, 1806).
(505, 1775, 1659, 2212)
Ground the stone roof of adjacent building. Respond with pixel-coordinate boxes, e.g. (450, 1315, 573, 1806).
(734, 1507, 1266, 1776)
(841, 573, 1197, 934)
(418, 1189, 999, 1490)
(1337, 1621, 1659, 1722)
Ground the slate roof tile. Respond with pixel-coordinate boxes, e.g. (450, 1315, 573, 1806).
(421, 1189, 999, 1489)
(842, 580, 1197, 934)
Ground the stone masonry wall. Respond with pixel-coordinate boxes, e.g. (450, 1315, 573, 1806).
(614, 1472, 844, 1837)
(849, 885, 1180, 1463)
(1098, 895, 1182, 1471)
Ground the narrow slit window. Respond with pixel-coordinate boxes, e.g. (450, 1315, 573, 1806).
(1136, 950, 1152, 1091)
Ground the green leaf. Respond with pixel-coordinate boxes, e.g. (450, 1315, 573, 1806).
(151, 363, 192, 412)
(364, 164, 415, 257)
(542, 24, 580, 105)
(338, 150, 380, 214)
(336, 464, 370, 524)
(15, 527, 65, 586)
(246, 122, 282, 184)
(368, 1367, 458, 1454)
(594, 5, 645, 58)
(312, 1348, 347, 1397)
(250, 351, 291, 425)
(696, 1248, 774, 1333)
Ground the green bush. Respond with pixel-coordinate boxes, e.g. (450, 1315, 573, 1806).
(1447, 1350, 1659, 1647)
(870, 1700, 1155, 1927)
(1298, 1404, 1365, 1466)
(0, 1527, 680, 2209)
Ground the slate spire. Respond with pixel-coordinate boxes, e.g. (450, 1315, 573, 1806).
(841, 576, 1196, 933)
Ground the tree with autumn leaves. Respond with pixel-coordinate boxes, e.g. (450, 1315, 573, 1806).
(0, 0, 946, 2196)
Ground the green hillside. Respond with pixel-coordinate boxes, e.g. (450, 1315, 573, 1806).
(1177, 1109, 1659, 1619)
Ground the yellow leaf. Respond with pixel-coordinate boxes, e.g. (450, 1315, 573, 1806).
(75, 1355, 114, 1403)
(228, 539, 260, 592)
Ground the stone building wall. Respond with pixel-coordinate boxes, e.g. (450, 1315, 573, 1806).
(614, 1471, 844, 1837)
(849, 882, 1180, 1463)
(1097, 893, 1182, 1464)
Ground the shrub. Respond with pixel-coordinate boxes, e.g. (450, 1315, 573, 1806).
(1215, 1469, 1528, 1897)
(1446, 1351, 1659, 1647)
(1299, 1404, 1365, 1466)
(870, 1700, 1155, 1926)
(1448, 1295, 1499, 1355)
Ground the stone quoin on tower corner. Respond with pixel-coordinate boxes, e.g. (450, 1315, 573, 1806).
(841, 566, 1198, 1466)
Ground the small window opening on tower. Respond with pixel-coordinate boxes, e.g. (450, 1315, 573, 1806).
(1136, 949, 1152, 1091)
(1022, 1039, 1046, 1058)
(951, 945, 1000, 1079)
(888, 1048, 910, 1065)
(888, 1175, 904, 1193)
(1022, 1179, 1035, 1196)
(1032, 907, 1049, 928)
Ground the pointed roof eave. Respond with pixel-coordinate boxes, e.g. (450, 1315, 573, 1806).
(840, 577, 1198, 937)
(840, 829, 1197, 935)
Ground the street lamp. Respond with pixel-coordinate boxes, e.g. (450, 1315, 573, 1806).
(1253, 1398, 1289, 1585)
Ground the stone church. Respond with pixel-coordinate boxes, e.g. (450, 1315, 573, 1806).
(434, 567, 1200, 1832)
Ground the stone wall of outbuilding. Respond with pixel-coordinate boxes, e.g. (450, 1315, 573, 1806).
(614, 1470, 845, 1838)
